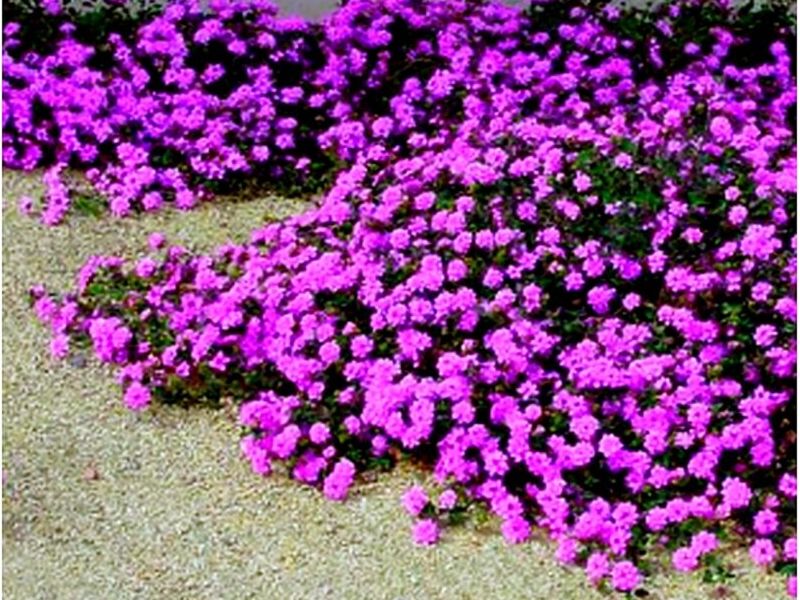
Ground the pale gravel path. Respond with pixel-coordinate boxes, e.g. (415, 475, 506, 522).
(2, 171, 785, 599)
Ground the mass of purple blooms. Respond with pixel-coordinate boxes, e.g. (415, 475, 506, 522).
(6, 0, 797, 595)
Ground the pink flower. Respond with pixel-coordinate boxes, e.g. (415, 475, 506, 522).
(754, 325, 777, 348)
(750, 282, 772, 303)
(148, 232, 166, 250)
(587, 285, 615, 314)
(672, 547, 699, 572)
(555, 536, 578, 563)
(709, 116, 733, 143)
(749, 539, 777, 567)
(322, 458, 355, 502)
(623, 293, 641, 311)
(401, 485, 429, 516)
(753, 509, 779, 535)
(585, 552, 609, 585)
(438, 489, 458, 510)
(319, 340, 341, 364)
(501, 516, 531, 544)
(728, 205, 748, 226)
(690, 531, 718, 555)
(724, 186, 741, 201)
(682, 227, 703, 244)
(309, 422, 331, 445)
(611, 561, 640, 592)
(784, 537, 797, 561)
(721, 477, 752, 509)
(123, 382, 151, 411)
(50, 334, 69, 359)
(779, 474, 797, 497)
(18, 195, 34, 215)
(412, 518, 439, 546)
(574, 171, 592, 192)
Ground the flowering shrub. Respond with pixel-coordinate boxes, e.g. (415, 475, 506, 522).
(19, 0, 798, 595)
(4, 0, 337, 221)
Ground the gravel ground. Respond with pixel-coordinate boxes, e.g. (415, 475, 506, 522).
(2, 171, 787, 600)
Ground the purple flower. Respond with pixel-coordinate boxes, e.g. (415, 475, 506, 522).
(123, 382, 151, 411)
(319, 340, 341, 364)
(672, 547, 699, 572)
(754, 325, 777, 348)
(750, 539, 776, 567)
(501, 516, 531, 544)
(412, 518, 439, 546)
(784, 537, 797, 560)
(323, 458, 355, 502)
(779, 474, 797, 498)
(438, 489, 458, 510)
(147, 232, 166, 250)
(709, 116, 733, 143)
(309, 422, 331, 445)
(611, 561, 640, 592)
(17, 195, 34, 215)
(574, 171, 592, 192)
(402, 485, 429, 516)
(754, 509, 779, 535)
(721, 477, 752, 510)
(587, 285, 615, 314)
(585, 552, 609, 584)
(690, 531, 718, 555)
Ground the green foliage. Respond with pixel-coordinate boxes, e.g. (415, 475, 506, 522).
(701, 554, 736, 585)
(72, 192, 106, 218)
(83, 269, 147, 304)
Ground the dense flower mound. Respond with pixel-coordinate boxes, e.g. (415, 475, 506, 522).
(23, 0, 797, 595)
(4, 0, 331, 222)
(4, 0, 538, 221)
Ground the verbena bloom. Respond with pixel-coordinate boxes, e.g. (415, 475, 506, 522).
(749, 539, 776, 567)
(412, 519, 439, 546)
(402, 485, 429, 516)
(690, 531, 718, 555)
(709, 116, 733, 143)
(501, 516, 531, 544)
(721, 477, 752, 509)
(438, 489, 458, 510)
(728, 205, 748, 226)
(50, 334, 69, 358)
(611, 561, 640, 592)
(784, 537, 797, 561)
(672, 547, 699, 572)
(587, 285, 615, 314)
(123, 382, 151, 411)
(622, 293, 641, 311)
(753, 509, 779, 535)
(18, 195, 34, 215)
(323, 458, 355, 501)
(754, 325, 777, 348)
(309, 422, 331, 445)
(586, 552, 609, 584)
(148, 232, 166, 250)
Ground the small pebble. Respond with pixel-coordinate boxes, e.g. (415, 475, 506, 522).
(83, 464, 100, 481)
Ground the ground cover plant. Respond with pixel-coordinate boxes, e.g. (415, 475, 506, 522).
(4, 0, 797, 596)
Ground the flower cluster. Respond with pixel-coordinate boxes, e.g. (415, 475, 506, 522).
(4, 0, 332, 221)
(3, 0, 530, 222)
(23, 0, 797, 595)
